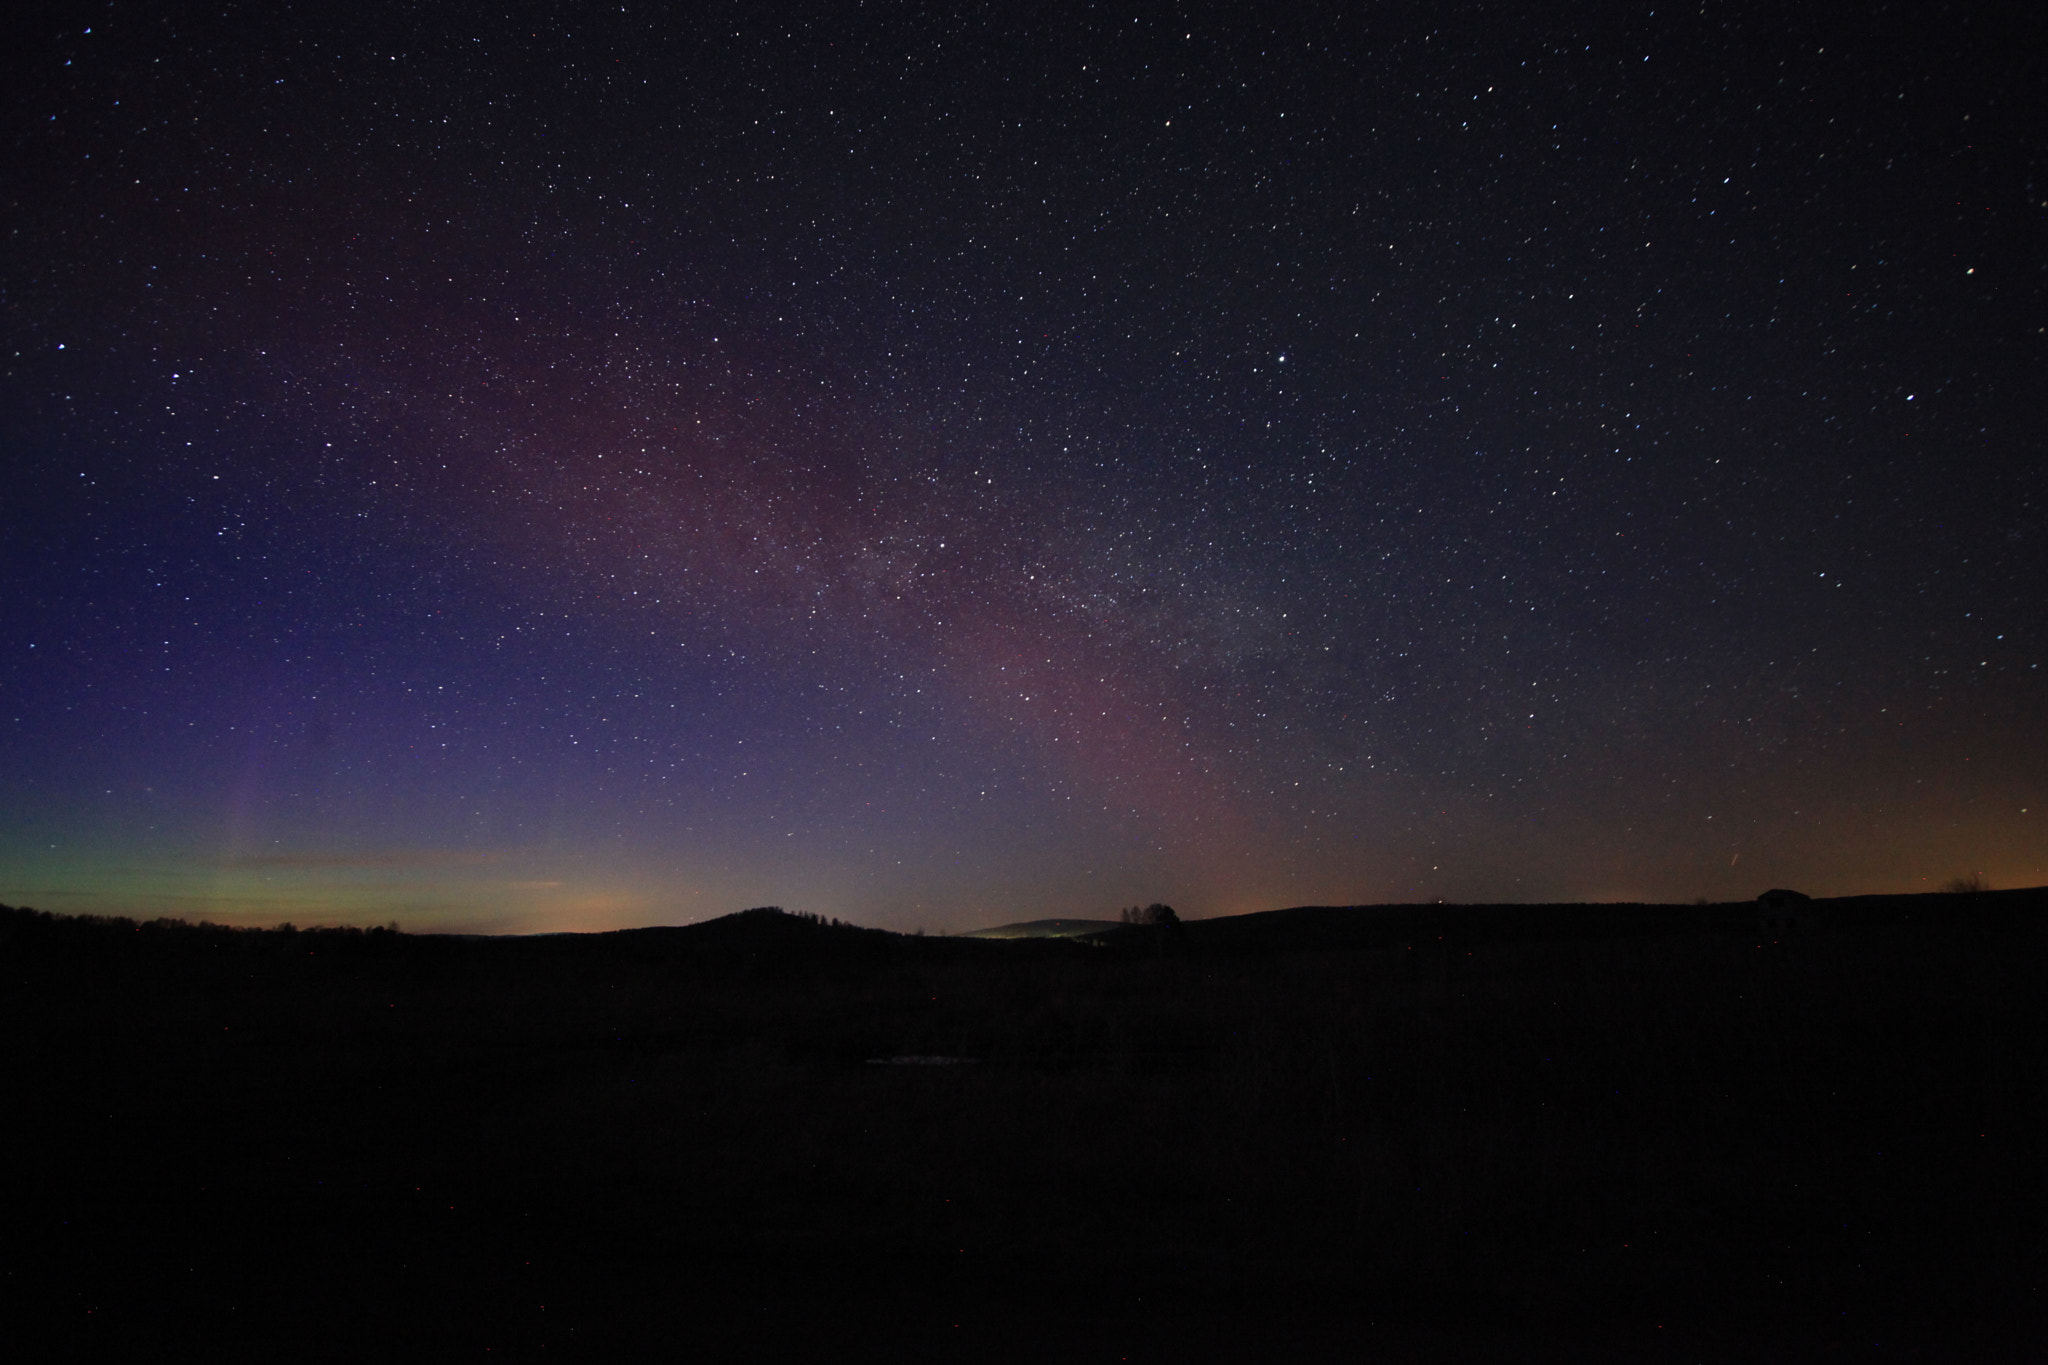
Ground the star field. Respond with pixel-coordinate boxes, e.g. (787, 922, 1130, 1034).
(3, 1, 2042, 930)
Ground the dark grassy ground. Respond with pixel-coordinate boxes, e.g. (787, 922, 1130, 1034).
(3, 894, 2044, 1360)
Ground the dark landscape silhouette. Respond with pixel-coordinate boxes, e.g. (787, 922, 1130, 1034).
(4, 890, 2045, 1360)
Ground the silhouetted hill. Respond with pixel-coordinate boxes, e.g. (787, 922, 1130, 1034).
(961, 917, 1121, 939)
(607, 904, 904, 953)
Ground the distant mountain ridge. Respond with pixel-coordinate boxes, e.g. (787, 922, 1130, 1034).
(964, 887, 2048, 952)
(4, 889, 2040, 957)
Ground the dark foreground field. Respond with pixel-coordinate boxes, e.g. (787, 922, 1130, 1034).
(4, 893, 2045, 1360)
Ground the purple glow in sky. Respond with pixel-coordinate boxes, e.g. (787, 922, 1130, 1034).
(4, 2, 2041, 930)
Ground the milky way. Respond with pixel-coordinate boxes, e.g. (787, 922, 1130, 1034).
(3, 2, 2041, 930)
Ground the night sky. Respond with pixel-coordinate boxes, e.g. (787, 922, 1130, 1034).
(4, 1, 2042, 933)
